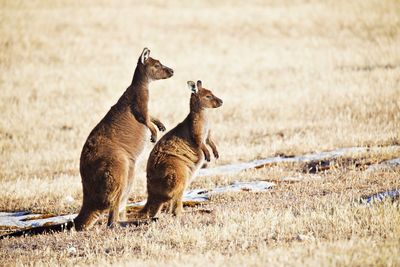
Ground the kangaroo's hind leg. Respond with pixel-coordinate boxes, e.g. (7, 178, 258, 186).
(139, 197, 166, 218)
(169, 167, 190, 216)
(107, 192, 123, 228)
(74, 200, 103, 231)
(106, 157, 129, 228)
(118, 163, 136, 221)
(74, 174, 107, 231)
(170, 192, 184, 216)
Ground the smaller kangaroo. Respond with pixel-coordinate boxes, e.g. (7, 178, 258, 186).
(139, 80, 223, 218)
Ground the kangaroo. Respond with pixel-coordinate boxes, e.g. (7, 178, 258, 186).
(74, 48, 174, 230)
(0, 48, 172, 239)
(0, 48, 171, 239)
(139, 80, 223, 218)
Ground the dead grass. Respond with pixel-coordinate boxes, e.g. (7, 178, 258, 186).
(1, 168, 400, 266)
(0, 0, 400, 266)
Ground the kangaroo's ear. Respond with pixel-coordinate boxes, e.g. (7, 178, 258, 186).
(187, 81, 197, 93)
(196, 80, 202, 89)
(140, 48, 151, 64)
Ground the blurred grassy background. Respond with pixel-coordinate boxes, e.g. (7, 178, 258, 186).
(0, 1, 399, 265)
(1, 0, 399, 182)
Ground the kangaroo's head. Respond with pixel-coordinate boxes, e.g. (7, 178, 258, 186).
(138, 48, 174, 81)
(188, 80, 223, 110)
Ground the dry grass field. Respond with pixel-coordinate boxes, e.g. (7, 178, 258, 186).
(1, 0, 400, 266)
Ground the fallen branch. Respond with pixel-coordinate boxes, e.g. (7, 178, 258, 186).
(198, 146, 400, 177)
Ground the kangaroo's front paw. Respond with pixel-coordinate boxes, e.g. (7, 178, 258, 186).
(157, 123, 166, 132)
(150, 134, 157, 143)
(204, 151, 211, 162)
(213, 150, 219, 159)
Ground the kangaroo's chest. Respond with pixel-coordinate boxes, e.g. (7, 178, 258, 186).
(192, 122, 208, 145)
(202, 122, 209, 143)
(191, 124, 208, 183)
(121, 115, 148, 156)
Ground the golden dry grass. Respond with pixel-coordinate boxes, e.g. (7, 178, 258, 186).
(1, 0, 400, 266)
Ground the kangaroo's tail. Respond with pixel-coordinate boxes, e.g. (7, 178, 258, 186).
(0, 221, 74, 240)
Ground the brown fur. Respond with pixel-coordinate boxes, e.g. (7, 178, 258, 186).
(74, 48, 173, 230)
(139, 80, 223, 218)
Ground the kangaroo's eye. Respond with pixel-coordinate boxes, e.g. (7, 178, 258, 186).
(206, 95, 212, 99)
(155, 64, 161, 68)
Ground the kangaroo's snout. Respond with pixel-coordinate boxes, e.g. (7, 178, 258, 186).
(165, 67, 174, 77)
(216, 98, 223, 107)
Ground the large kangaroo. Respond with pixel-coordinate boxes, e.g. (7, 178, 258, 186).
(139, 80, 223, 218)
(74, 48, 174, 230)
(0, 48, 173, 239)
